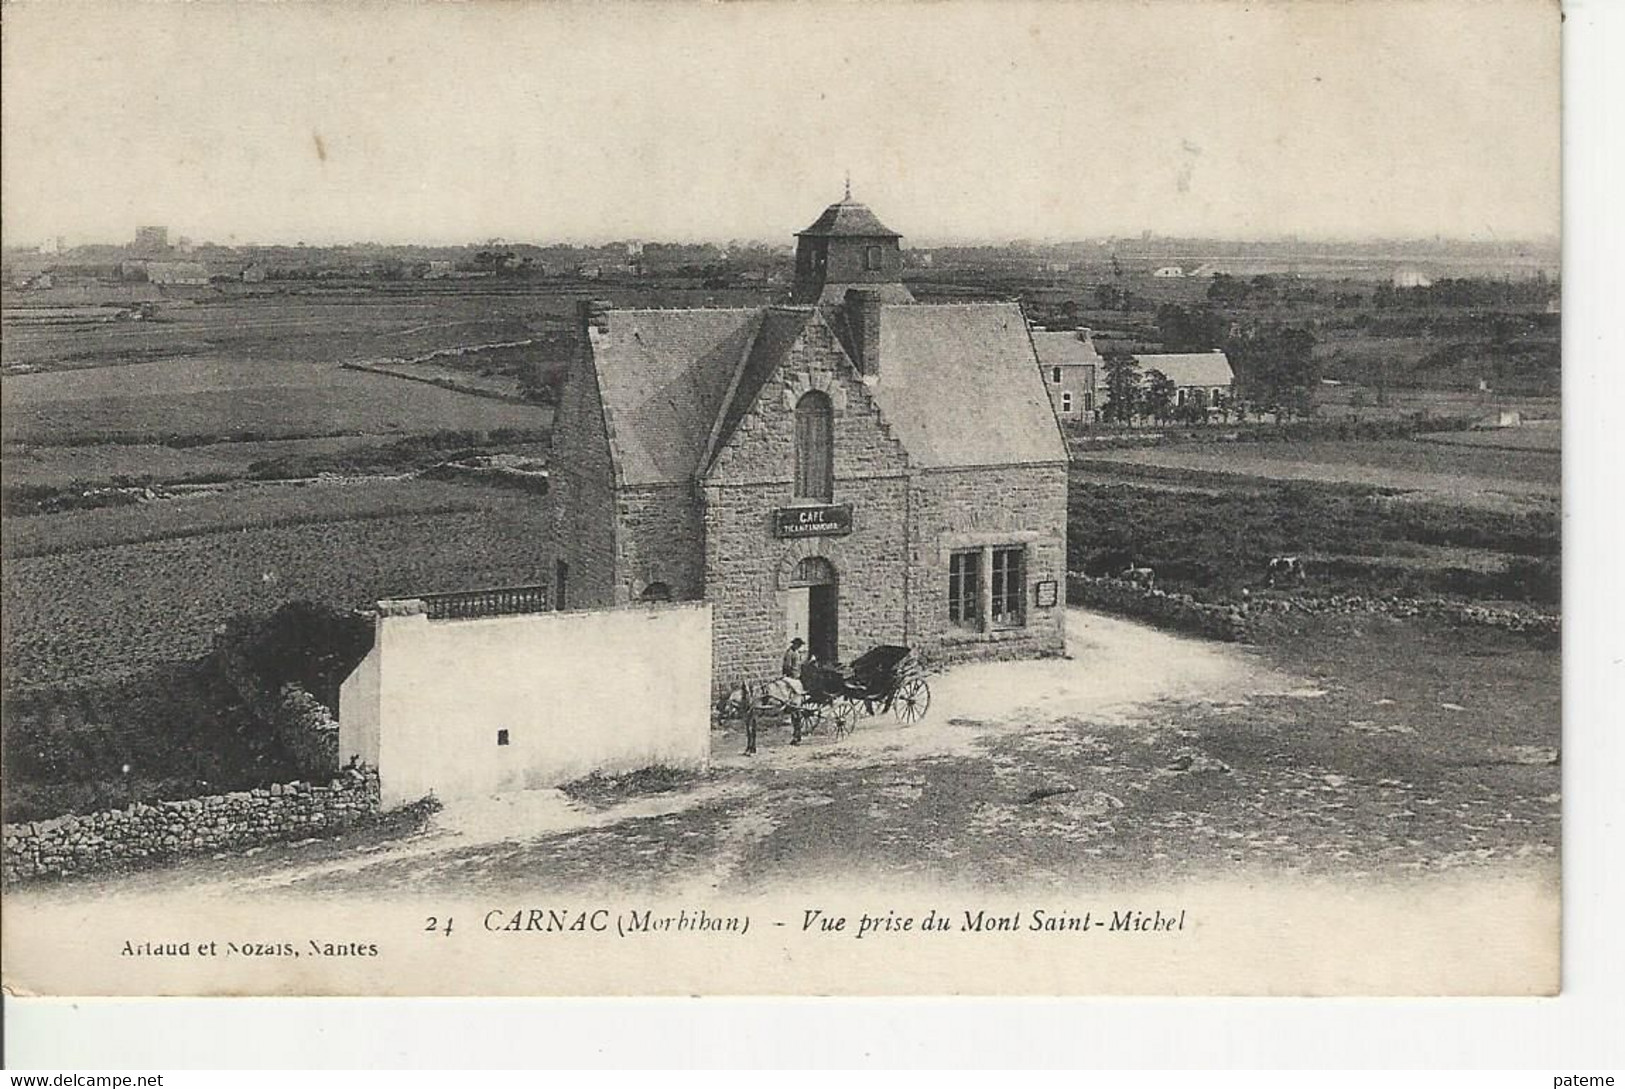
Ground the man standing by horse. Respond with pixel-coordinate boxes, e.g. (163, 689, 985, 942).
(782, 637, 807, 684)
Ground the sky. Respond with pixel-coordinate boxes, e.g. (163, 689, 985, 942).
(0, 0, 1561, 248)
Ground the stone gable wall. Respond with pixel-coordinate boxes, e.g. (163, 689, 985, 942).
(706, 314, 910, 485)
(546, 343, 619, 609)
(705, 315, 911, 685)
(617, 485, 706, 602)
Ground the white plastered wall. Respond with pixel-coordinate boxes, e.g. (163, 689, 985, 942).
(339, 601, 711, 808)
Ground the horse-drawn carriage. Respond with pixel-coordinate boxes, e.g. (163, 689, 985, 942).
(718, 644, 932, 755)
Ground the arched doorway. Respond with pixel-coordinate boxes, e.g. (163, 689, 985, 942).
(786, 555, 839, 665)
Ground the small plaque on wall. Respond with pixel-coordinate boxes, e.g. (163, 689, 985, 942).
(1034, 579, 1059, 608)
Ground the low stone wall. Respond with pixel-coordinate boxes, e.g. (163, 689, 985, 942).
(1243, 593, 1560, 640)
(3, 769, 380, 884)
(1066, 575, 1248, 642)
(1066, 573, 1559, 644)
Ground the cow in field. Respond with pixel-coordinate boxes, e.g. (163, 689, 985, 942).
(1267, 556, 1306, 587)
(1121, 565, 1156, 589)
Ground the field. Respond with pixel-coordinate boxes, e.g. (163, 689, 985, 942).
(0, 290, 570, 697)
(1414, 425, 1562, 452)
(1067, 428, 1560, 606)
(0, 436, 381, 489)
(1, 480, 552, 689)
(1, 290, 550, 372)
(1075, 437, 1559, 512)
(1, 284, 777, 374)
(1, 357, 548, 450)
(1, 477, 497, 557)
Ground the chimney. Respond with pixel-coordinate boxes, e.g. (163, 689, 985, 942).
(843, 288, 883, 377)
(576, 298, 612, 336)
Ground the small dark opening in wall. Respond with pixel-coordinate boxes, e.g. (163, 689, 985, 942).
(497, 729, 510, 746)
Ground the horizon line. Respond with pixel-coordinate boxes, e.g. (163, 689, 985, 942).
(3, 231, 1564, 252)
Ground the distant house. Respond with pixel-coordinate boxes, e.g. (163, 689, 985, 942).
(145, 261, 209, 286)
(423, 260, 455, 279)
(1187, 263, 1221, 278)
(1152, 266, 1185, 278)
(240, 262, 267, 283)
(1133, 350, 1235, 411)
(1031, 327, 1102, 422)
(1392, 267, 1433, 288)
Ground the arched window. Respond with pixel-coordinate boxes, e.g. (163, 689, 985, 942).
(639, 582, 672, 603)
(794, 392, 834, 501)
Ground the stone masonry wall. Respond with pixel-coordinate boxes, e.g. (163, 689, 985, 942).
(617, 484, 706, 602)
(913, 464, 1069, 665)
(704, 477, 910, 688)
(705, 312, 912, 687)
(546, 338, 618, 609)
(1066, 574, 1248, 642)
(3, 769, 380, 883)
(1066, 573, 1561, 644)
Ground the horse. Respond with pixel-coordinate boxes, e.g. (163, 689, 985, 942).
(1121, 565, 1156, 589)
(1266, 555, 1306, 587)
(716, 676, 807, 756)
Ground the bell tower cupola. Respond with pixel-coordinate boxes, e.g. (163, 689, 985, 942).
(792, 186, 915, 305)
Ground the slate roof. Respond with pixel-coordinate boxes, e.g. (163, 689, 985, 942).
(588, 308, 763, 486)
(808, 280, 915, 306)
(703, 307, 815, 471)
(1132, 351, 1235, 388)
(1031, 330, 1105, 369)
(868, 303, 1067, 468)
(796, 198, 901, 238)
(586, 301, 1066, 486)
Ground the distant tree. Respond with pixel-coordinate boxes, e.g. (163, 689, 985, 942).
(1156, 304, 1227, 351)
(1142, 369, 1177, 423)
(1101, 354, 1141, 424)
(1205, 273, 1251, 304)
(1226, 322, 1319, 420)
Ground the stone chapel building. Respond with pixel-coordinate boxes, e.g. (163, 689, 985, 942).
(546, 193, 1069, 688)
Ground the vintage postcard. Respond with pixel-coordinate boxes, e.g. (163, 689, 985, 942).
(1, 0, 1562, 997)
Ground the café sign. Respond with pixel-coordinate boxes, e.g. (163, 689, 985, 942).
(774, 504, 853, 539)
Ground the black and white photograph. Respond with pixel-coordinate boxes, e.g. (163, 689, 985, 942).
(1, 0, 1568, 999)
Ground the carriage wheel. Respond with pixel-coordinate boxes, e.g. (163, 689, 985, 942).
(893, 678, 930, 723)
(831, 697, 860, 738)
